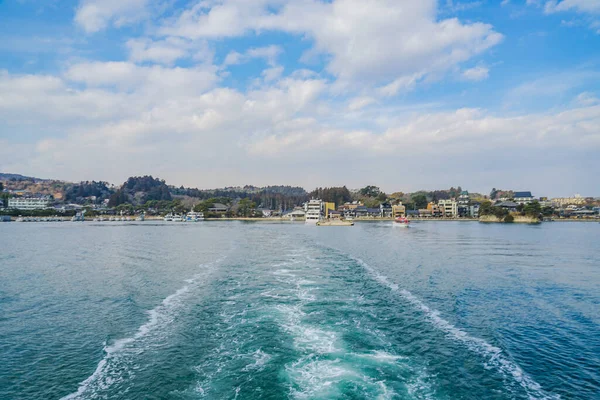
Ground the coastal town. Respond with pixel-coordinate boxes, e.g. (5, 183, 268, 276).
(1, 174, 598, 223)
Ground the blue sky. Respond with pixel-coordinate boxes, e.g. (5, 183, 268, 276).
(1, 0, 599, 196)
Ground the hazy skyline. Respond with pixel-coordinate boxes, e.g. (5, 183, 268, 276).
(1, 0, 599, 197)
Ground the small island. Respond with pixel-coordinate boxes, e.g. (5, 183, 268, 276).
(478, 200, 542, 224)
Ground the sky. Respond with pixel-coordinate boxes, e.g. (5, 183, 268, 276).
(1, 0, 599, 196)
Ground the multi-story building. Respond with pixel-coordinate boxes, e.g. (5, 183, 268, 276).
(392, 203, 406, 218)
(470, 203, 480, 218)
(552, 195, 586, 207)
(426, 202, 442, 217)
(513, 191, 535, 204)
(323, 202, 336, 218)
(457, 191, 470, 217)
(438, 199, 458, 218)
(379, 202, 393, 218)
(8, 196, 52, 210)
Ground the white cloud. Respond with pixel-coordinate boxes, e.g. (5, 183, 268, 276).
(462, 66, 490, 81)
(544, 0, 600, 14)
(126, 37, 213, 65)
(248, 105, 600, 157)
(575, 91, 600, 105)
(162, 0, 502, 92)
(221, 45, 283, 69)
(262, 66, 284, 82)
(64, 61, 219, 94)
(75, 0, 149, 33)
(2, 65, 599, 193)
(348, 96, 376, 111)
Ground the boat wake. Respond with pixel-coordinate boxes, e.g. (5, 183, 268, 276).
(271, 252, 436, 399)
(352, 256, 560, 400)
(61, 256, 228, 400)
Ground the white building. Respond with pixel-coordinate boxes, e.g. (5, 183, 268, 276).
(552, 195, 586, 207)
(438, 199, 458, 218)
(304, 199, 323, 224)
(513, 191, 535, 205)
(8, 196, 52, 210)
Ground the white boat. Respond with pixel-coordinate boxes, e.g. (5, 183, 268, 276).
(305, 199, 323, 225)
(71, 210, 86, 222)
(16, 217, 24, 222)
(185, 210, 204, 222)
(172, 215, 184, 222)
(163, 213, 174, 221)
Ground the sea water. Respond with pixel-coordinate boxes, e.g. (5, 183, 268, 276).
(0, 221, 598, 399)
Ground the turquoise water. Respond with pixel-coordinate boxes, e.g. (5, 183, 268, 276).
(0, 221, 598, 399)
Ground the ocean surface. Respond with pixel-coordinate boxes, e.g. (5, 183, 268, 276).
(0, 221, 598, 399)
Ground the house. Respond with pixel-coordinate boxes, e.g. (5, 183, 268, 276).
(328, 210, 342, 219)
(406, 210, 420, 218)
(513, 191, 534, 204)
(366, 208, 381, 217)
(418, 208, 432, 217)
(438, 199, 458, 218)
(495, 201, 518, 212)
(426, 202, 442, 217)
(208, 203, 228, 213)
(354, 206, 368, 218)
(289, 208, 306, 218)
(379, 202, 393, 218)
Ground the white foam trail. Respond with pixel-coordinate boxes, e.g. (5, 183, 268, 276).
(61, 257, 226, 400)
(353, 257, 560, 400)
(242, 349, 272, 372)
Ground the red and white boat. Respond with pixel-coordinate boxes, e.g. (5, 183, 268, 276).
(394, 217, 410, 227)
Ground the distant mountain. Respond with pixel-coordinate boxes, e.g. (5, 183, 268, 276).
(0, 173, 47, 182)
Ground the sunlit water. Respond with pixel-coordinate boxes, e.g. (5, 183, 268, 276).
(0, 221, 598, 399)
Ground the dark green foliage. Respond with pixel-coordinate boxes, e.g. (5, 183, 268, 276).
(504, 214, 514, 223)
(236, 198, 256, 217)
(523, 201, 542, 217)
(108, 189, 129, 207)
(109, 176, 172, 207)
(411, 193, 428, 209)
(65, 181, 113, 203)
(310, 187, 352, 207)
(479, 200, 509, 219)
(358, 185, 381, 198)
(175, 185, 308, 211)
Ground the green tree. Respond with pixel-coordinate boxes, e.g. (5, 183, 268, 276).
(411, 193, 428, 209)
(358, 185, 381, 198)
(523, 201, 542, 218)
(237, 198, 256, 217)
(479, 200, 494, 215)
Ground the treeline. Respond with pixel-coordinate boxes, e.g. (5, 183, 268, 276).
(309, 187, 353, 207)
(172, 185, 309, 210)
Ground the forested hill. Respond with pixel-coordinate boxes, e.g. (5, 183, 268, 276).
(108, 176, 172, 207)
(0, 173, 46, 181)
